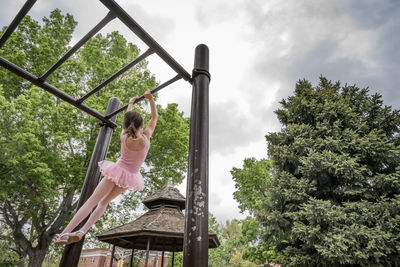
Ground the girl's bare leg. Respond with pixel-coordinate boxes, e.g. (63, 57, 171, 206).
(61, 178, 115, 235)
(78, 185, 127, 234)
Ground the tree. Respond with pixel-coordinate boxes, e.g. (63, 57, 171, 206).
(231, 158, 277, 264)
(262, 77, 400, 265)
(208, 218, 243, 266)
(0, 222, 19, 267)
(231, 158, 271, 214)
(166, 251, 183, 267)
(208, 215, 259, 267)
(0, 10, 189, 267)
(229, 250, 258, 267)
(165, 215, 258, 267)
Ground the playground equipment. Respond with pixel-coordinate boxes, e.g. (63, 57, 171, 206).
(0, 0, 210, 266)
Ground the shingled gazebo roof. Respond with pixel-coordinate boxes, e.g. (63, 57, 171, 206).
(142, 180, 186, 210)
(97, 180, 220, 251)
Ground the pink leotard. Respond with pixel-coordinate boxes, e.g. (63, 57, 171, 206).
(98, 133, 150, 190)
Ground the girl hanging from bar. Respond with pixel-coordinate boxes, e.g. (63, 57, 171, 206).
(55, 90, 158, 245)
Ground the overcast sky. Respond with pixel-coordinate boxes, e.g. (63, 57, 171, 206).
(1, 0, 399, 223)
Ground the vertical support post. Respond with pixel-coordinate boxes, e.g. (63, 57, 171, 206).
(183, 44, 210, 267)
(145, 237, 151, 267)
(130, 248, 134, 267)
(59, 97, 120, 267)
(172, 251, 175, 267)
(110, 244, 116, 267)
(161, 250, 165, 266)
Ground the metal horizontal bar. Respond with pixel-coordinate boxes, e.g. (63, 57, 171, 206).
(0, 56, 116, 127)
(77, 48, 154, 103)
(99, 0, 191, 82)
(38, 11, 117, 82)
(0, 0, 37, 48)
(105, 74, 181, 119)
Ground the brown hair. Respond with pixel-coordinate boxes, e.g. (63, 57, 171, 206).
(123, 110, 143, 138)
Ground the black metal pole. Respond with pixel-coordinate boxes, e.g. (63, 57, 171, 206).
(77, 48, 154, 104)
(59, 97, 120, 267)
(183, 44, 210, 267)
(104, 74, 181, 120)
(0, 0, 37, 48)
(99, 0, 191, 81)
(0, 56, 116, 127)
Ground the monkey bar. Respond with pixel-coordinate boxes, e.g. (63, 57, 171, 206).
(0, 0, 190, 127)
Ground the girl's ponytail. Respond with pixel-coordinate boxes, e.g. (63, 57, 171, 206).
(123, 110, 143, 139)
(127, 122, 137, 138)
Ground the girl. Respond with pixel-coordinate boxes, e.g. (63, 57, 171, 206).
(55, 90, 157, 245)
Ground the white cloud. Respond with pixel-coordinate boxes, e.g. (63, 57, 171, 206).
(210, 100, 255, 154)
(332, 28, 377, 68)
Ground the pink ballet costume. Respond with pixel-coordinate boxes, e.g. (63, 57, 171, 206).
(58, 133, 150, 240)
(98, 133, 150, 190)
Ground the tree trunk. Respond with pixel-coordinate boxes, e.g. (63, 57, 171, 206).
(17, 258, 25, 267)
(28, 249, 47, 267)
(15, 251, 27, 267)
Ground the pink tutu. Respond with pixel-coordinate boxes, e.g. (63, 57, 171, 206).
(98, 160, 144, 191)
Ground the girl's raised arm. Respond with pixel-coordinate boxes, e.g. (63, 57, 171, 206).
(143, 90, 158, 139)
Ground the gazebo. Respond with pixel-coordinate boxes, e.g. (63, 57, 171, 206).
(97, 180, 220, 266)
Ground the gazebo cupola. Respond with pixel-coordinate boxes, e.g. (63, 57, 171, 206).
(142, 179, 186, 211)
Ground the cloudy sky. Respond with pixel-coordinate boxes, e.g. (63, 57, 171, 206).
(1, 0, 399, 223)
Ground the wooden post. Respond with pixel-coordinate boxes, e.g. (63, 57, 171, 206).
(110, 244, 116, 267)
(172, 251, 175, 267)
(161, 250, 165, 267)
(144, 238, 151, 267)
(130, 249, 134, 267)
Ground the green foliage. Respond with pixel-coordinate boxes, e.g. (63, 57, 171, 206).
(0, 9, 189, 266)
(262, 77, 400, 266)
(231, 158, 277, 263)
(208, 218, 242, 266)
(208, 215, 259, 267)
(241, 217, 277, 264)
(165, 215, 259, 267)
(0, 240, 19, 266)
(166, 252, 183, 267)
(144, 103, 190, 190)
(231, 158, 270, 213)
(229, 250, 258, 267)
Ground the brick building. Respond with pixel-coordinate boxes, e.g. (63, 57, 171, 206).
(78, 248, 111, 267)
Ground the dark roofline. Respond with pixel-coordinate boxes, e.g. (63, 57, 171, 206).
(142, 198, 186, 210)
(97, 231, 220, 250)
(97, 230, 218, 240)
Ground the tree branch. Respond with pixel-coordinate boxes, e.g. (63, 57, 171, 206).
(46, 193, 76, 236)
(67, 138, 75, 156)
(3, 201, 32, 254)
